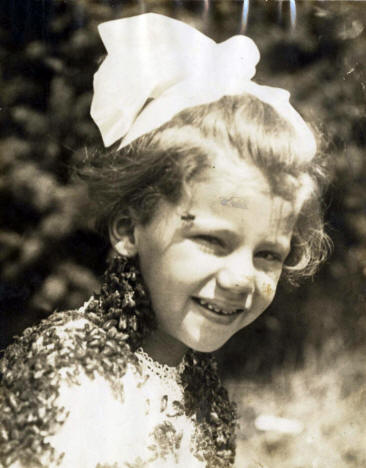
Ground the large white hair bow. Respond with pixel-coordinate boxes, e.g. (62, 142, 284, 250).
(91, 13, 316, 158)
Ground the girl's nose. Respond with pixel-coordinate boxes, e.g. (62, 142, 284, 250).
(216, 254, 255, 295)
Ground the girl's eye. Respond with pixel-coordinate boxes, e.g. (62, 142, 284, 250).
(256, 251, 283, 263)
(193, 235, 226, 251)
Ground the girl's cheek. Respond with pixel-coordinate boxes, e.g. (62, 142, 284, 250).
(263, 282, 275, 298)
(259, 276, 278, 301)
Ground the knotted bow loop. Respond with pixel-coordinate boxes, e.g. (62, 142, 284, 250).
(91, 13, 216, 147)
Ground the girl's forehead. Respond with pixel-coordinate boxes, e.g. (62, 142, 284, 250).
(183, 158, 298, 231)
(192, 155, 270, 197)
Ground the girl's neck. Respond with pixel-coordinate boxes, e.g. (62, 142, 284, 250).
(142, 329, 188, 367)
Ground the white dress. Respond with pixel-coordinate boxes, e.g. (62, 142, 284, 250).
(0, 310, 210, 468)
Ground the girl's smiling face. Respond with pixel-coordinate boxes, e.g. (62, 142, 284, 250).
(116, 155, 298, 356)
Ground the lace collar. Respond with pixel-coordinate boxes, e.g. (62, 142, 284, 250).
(135, 346, 185, 381)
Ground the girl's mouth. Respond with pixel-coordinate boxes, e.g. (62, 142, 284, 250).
(192, 297, 244, 316)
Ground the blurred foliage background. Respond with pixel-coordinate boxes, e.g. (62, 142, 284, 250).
(0, 1, 365, 466)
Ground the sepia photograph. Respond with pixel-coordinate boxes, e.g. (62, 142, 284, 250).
(0, 1, 365, 467)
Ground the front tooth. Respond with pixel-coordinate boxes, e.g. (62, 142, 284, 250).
(198, 299, 233, 315)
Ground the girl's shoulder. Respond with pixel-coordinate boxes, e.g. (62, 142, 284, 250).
(0, 304, 141, 467)
(1, 302, 136, 391)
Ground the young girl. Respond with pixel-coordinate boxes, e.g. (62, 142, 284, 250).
(0, 13, 328, 468)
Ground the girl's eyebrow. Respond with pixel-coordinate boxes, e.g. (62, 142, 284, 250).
(182, 217, 238, 239)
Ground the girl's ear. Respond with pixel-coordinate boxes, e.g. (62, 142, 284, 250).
(108, 214, 138, 258)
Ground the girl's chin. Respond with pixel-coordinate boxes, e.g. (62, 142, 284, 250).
(178, 307, 262, 353)
(187, 341, 226, 353)
(178, 322, 235, 353)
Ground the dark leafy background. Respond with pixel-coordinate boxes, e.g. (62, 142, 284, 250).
(1, 0, 365, 377)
